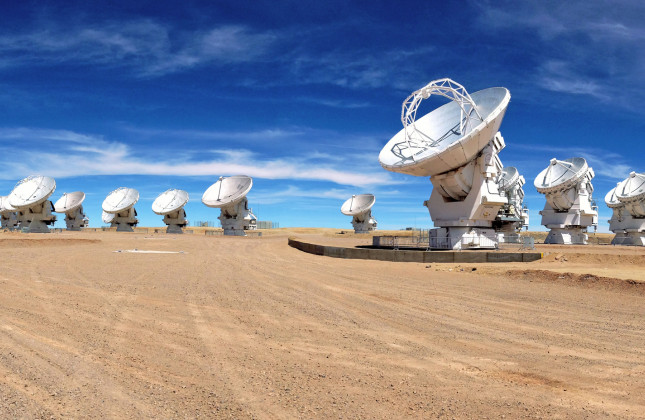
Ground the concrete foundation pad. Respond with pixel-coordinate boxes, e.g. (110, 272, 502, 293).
(288, 238, 542, 263)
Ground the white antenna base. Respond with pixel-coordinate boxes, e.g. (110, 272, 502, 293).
(424, 136, 506, 249)
(351, 211, 377, 234)
(24, 201, 57, 233)
(163, 210, 187, 234)
(543, 228, 589, 245)
(429, 227, 498, 249)
(64, 206, 87, 231)
(111, 207, 138, 232)
(608, 208, 645, 246)
(219, 197, 257, 236)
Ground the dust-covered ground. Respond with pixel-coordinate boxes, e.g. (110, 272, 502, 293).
(0, 229, 644, 419)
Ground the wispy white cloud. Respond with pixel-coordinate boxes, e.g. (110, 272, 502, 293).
(0, 21, 277, 76)
(0, 127, 394, 187)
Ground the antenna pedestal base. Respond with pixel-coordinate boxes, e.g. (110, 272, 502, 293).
(609, 211, 645, 246)
(429, 227, 497, 250)
(25, 201, 57, 233)
(352, 211, 377, 234)
(424, 137, 506, 249)
(111, 208, 138, 233)
(163, 211, 187, 234)
(544, 228, 588, 245)
(218, 199, 257, 236)
(65, 207, 87, 231)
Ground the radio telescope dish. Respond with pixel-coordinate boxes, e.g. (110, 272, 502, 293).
(202, 175, 252, 208)
(152, 189, 189, 234)
(534, 158, 588, 193)
(494, 166, 529, 242)
(534, 157, 597, 244)
(0, 195, 19, 230)
(202, 176, 256, 235)
(54, 191, 85, 213)
(341, 194, 377, 233)
(8, 176, 56, 209)
(102, 187, 139, 232)
(609, 172, 645, 246)
(604, 186, 622, 209)
(378, 78, 511, 249)
(54, 191, 87, 231)
(102, 187, 139, 213)
(102, 211, 115, 224)
(379, 79, 510, 177)
(8, 176, 57, 233)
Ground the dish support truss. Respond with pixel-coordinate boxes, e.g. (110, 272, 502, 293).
(64, 206, 87, 231)
(399, 78, 483, 162)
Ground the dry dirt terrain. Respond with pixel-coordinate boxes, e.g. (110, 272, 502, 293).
(0, 229, 644, 419)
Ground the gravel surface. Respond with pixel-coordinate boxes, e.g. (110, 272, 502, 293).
(0, 230, 644, 419)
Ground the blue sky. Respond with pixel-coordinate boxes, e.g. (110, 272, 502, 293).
(1, 0, 644, 231)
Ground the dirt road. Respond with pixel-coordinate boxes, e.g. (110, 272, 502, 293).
(0, 231, 644, 418)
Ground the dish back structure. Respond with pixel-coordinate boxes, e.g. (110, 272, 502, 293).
(202, 175, 257, 235)
(607, 171, 645, 245)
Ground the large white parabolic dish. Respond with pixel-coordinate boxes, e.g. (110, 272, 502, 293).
(341, 194, 375, 216)
(498, 167, 520, 192)
(8, 176, 56, 209)
(605, 186, 622, 208)
(102, 211, 115, 224)
(379, 84, 510, 177)
(54, 191, 86, 213)
(102, 187, 139, 213)
(202, 175, 253, 208)
(0, 195, 16, 213)
(152, 189, 189, 215)
(534, 157, 589, 193)
(615, 172, 645, 203)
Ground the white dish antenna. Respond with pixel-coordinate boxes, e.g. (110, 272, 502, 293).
(102, 187, 139, 214)
(0, 195, 16, 213)
(341, 194, 375, 216)
(608, 171, 645, 246)
(534, 157, 597, 244)
(378, 78, 511, 249)
(202, 175, 256, 235)
(604, 186, 622, 209)
(615, 171, 645, 205)
(152, 189, 190, 234)
(7, 175, 58, 233)
(379, 79, 510, 177)
(341, 194, 377, 233)
(8, 175, 56, 209)
(0, 195, 19, 230)
(202, 175, 252, 209)
(498, 167, 520, 192)
(102, 211, 116, 224)
(152, 189, 189, 215)
(534, 157, 589, 193)
(54, 191, 85, 213)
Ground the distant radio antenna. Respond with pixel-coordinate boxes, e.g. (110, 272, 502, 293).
(54, 191, 88, 231)
(102, 187, 139, 232)
(607, 171, 645, 246)
(152, 189, 189, 234)
(202, 175, 257, 235)
(534, 157, 598, 244)
(8, 175, 58, 233)
(341, 194, 377, 233)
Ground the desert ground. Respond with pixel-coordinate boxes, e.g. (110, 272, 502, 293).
(0, 228, 644, 419)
